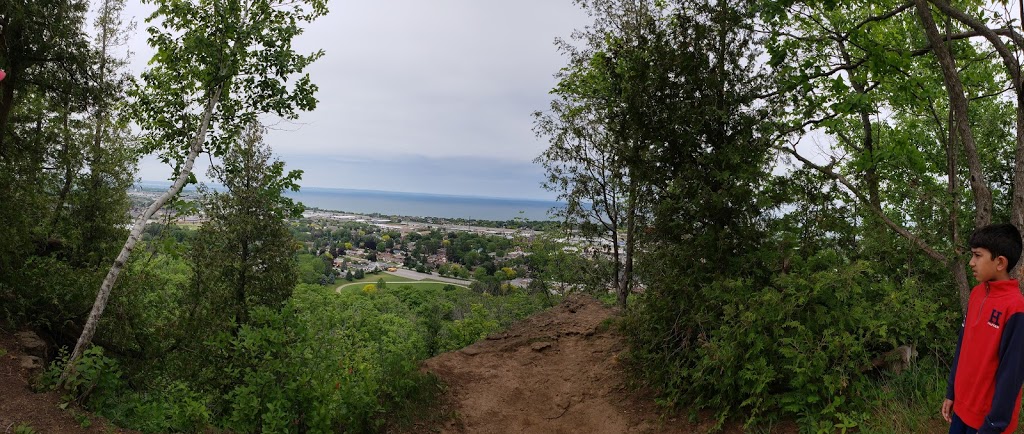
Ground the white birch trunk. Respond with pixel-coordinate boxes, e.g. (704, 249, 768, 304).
(60, 89, 222, 383)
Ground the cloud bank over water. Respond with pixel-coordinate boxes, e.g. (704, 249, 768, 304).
(126, 0, 589, 200)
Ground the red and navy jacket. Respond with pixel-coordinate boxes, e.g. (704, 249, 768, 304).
(946, 279, 1024, 433)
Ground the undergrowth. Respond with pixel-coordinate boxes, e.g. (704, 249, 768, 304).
(40, 283, 551, 433)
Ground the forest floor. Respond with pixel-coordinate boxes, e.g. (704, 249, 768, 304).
(0, 333, 135, 434)
(408, 295, 800, 434)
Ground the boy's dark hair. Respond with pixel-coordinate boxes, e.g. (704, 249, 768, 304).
(970, 223, 1024, 270)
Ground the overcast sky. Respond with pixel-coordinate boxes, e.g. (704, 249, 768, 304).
(126, 1, 592, 200)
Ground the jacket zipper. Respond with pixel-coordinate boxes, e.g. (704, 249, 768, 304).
(977, 281, 991, 324)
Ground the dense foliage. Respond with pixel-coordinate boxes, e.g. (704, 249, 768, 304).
(42, 278, 550, 432)
(532, 0, 1024, 431)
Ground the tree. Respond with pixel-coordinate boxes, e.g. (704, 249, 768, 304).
(187, 122, 302, 332)
(534, 0, 664, 308)
(499, 267, 516, 281)
(761, 0, 1021, 312)
(0, 0, 136, 332)
(65, 0, 327, 378)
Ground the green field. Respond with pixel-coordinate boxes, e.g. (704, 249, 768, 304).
(335, 273, 469, 293)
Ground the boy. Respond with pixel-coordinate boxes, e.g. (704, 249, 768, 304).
(944, 223, 1024, 434)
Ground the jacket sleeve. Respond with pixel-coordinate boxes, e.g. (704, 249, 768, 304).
(980, 312, 1024, 434)
(947, 318, 965, 400)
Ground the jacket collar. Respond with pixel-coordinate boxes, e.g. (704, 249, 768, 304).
(985, 279, 1020, 296)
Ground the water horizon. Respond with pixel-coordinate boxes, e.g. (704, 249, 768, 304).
(134, 181, 564, 221)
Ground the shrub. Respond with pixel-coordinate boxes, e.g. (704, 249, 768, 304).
(437, 304, 499, 353)
(624, 250, 953, 429)
(220, 286, 429, 432)
(45, 346, 123, 409)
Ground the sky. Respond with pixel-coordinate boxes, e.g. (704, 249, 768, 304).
(125, 1, 593, 200)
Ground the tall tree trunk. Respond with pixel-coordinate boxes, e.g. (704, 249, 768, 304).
(1016, 1, 1024, 278)
(951, 262, 970, 314)
(946, 84, 971, 314)
(1012, 100, 1024, 271)
(617, 180, 638, 309)
(915, 0, 993, 228)
(48, 114, 78, 238)
(61, 88, 222, 384)
(603, 174, 622, 296)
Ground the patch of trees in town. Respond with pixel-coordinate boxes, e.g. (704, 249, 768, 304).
(292, 219, 534, 285)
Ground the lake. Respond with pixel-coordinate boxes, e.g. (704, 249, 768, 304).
(134, 181, 563, 221)
(285, 187, 563, 221)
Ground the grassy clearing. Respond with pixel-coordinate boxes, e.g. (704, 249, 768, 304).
(334, 273, 414, 290)
(334, 273, 470, 293)
(852, 356, 1021, 434)
(337, 280, 468, 293)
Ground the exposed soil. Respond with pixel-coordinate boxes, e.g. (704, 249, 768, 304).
(416, 295, 799, 434)
(0, 331, 135, 434)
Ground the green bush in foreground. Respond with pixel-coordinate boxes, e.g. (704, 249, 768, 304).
(44, 282, 551, 432)
(624, 250, 956, 432)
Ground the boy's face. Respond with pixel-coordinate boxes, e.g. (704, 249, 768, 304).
(970, 247, 1006, 282)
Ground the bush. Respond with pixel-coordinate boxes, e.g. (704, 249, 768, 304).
(45, 346, 123, 409)
(624, 250, 954, 430)
(219, 286, 430, 432)
(437, 304, 499, 353)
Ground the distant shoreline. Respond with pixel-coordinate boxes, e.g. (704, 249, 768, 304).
(132, 181, 557, 203)
(132, 180, 565, 221)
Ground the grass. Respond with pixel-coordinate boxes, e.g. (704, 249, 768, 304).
(338, 281, 469, 293)
(335, 273, 468, 293)
(857, 356, 950, 434)
(334, 273, 414, 291)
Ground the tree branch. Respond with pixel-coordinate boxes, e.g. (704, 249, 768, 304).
(927, 0, 1022, 89)
(778, 144, 949, 265)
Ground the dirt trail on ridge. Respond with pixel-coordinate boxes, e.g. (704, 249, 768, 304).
(417, 295, 759, 434)
(0, 333, 135, 434)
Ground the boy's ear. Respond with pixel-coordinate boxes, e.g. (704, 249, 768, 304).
(998, 255, 1009, 270)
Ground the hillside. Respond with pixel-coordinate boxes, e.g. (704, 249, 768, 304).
(0, 333, 134, 434)
(414, 295, 797, 434)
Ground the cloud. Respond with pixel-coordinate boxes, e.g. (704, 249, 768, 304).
(285, 154, 555, 201)
(123, 0, 589, 199)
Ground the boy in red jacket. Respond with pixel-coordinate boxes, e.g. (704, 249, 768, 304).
(943, 223, 1024, 434)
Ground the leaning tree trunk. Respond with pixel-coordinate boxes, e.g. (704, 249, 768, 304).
(1011, 99, 1024, 273)
(60, 89, 222, 384)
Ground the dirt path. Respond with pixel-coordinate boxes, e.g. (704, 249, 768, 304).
(0, 332, 135, 434)
(418, 295, 772, 434)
